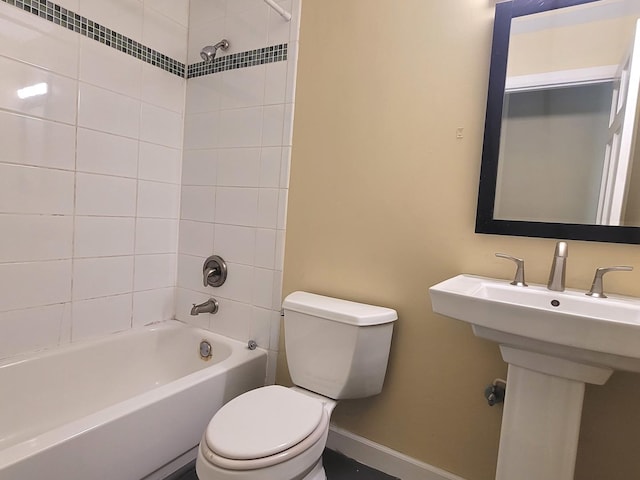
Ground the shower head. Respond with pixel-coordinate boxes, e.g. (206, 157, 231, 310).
(200, 39, 229, 62)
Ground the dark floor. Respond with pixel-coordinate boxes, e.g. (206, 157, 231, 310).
(169, 448, 398, 479)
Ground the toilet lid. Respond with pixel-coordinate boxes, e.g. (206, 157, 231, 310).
(205, 385, 324, 460)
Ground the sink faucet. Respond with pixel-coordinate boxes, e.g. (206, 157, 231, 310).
(191, 298, 219, 315)
(547, 241, 568, 292)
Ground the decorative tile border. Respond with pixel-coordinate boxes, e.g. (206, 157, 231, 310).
(187, 44, 288, 79)
(1, 0, 288, 79)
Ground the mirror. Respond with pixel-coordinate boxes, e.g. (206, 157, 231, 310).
(476, 0, 640, 243)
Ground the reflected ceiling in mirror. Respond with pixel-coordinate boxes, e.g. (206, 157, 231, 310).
(476, 0, 640, 243)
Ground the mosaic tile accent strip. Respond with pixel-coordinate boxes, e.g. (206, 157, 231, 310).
(2, 0, 186, 77)
(2, 0, 291, 79)
(187, 44, 288, 79)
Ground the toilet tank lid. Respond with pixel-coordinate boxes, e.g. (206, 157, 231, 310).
(282, 291, 397, 326)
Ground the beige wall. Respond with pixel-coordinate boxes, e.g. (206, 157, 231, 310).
(280, 1, 640, 480)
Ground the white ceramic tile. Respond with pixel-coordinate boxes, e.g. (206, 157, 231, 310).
(214, 262, 253, 303)
(0, 4, 79, 77)
(264, 61, 287, 105)
(225, 0, 259, 15)
(145, 0, 189, 27)
(215, 187, 259, 226)
(255, 228, 276, 269)
(267, 0, 292, 45)
(261, 104, 285, 146)
(210, 297, 251, 342)
(143, 6, 188, 63)
(250, 306, 272, 349)
(140, 103, 183, 149)
(174, 287, 209, 327)
(54, 0, 79, 10)
(0, 215, 72, 263)
(282, 102, 295, 146)
(184, 112, 220, 149)
(0, 164, 74, 215)
(78, 83, 141, 139)
(180, 186, 216, 222)
(59, 302, 73, 346)
(74, 216, 136, 258)
(79, 37, 142, 99)
(257, 188, 279, 228)
(182, 149, 217, 186)
(136, 218, 179, 254)
(72, 256, 134, 300)
(189, 0, 225, 30)
(71, 293, 133, 341)
(139, 142, 182, 184)
(275, 229, 285, 271)
(224, 5, 269, 54)
(79, 0, 144, 43)
(141, 64, 186, 113)
(0, 260, 71, 312)
(134, 253, 176, 291)
(0, 56, 77, 124)
(76, 128, 138, 178)
(0, 111, 75, 170)
(133, 287, 175, 327)
(265, 349, 277, 385)
(285, 42, 299, 103)
(272, 269, 283, 310)
(252, 267, 274, 309)
(280, 146, 291, 188)
(220, 66, 265, 109)
(277, 188, 288, 230)
(137, 181, 181, 218)
(187, 20, 225, 65)
(0, 304, 67, 359)
(217, 148, 261, 187)
(219, 108, 262, 148)
(259, 147, 282, 188)
(176, 254, 208, 294)
(178, 220, 214, 257)
(185, 75, 221, 114)
(75, 173, 137, 217)
(213, 224, 255, 266)
(269, 310, 281, 351)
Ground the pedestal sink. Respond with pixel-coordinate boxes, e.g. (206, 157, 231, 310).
(429, 274, 640, 480)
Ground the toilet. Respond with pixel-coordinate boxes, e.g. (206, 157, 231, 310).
(195, 291, 397, 480)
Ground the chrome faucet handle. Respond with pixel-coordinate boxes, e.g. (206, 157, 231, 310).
(496, 253, 528, 287)
(586, 266, 633, 298)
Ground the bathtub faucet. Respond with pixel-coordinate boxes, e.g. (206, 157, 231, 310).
(191, 298, 219, 315)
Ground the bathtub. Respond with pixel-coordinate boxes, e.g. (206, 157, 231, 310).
(0, 320, 267, 480)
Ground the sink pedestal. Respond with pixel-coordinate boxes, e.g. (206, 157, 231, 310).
(495, 346, 613, 480)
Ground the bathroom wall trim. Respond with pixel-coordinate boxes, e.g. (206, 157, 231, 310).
(327, 425, 468, 480)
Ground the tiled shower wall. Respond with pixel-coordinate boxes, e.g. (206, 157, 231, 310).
(0, 0, 188, 358)
(176, 0, 300, 383)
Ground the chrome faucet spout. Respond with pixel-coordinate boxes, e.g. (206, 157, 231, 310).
(191, 298, 219, 315)
(547, 241, 568, 292)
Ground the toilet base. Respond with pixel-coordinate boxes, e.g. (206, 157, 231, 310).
(303, 459, 325, 480)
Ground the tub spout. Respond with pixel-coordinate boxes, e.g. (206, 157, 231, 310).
(191, 298, 219, 315)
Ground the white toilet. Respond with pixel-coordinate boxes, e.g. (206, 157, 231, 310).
(195, 291, 397, 480)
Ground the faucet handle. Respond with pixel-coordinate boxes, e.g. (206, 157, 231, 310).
(586, 266, 633, 298)
(496, 253, 528, 287)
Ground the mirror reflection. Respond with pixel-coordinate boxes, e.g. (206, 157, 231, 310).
(495, 0, 640, 226)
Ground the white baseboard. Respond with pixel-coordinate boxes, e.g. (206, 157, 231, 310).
(326, 425, 467, 480)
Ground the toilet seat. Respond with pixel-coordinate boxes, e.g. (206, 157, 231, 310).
(202, 385, 329, 471)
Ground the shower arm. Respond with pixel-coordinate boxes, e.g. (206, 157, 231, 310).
(262, 0, 291, 21)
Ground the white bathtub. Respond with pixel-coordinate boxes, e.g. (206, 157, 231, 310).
(0, 320, 267, 480)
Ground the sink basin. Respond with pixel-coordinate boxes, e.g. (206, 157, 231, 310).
(430, 274, 640, 374)
(430, 274, 640, 480)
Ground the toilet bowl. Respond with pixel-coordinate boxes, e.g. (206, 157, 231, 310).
(196, 292, 397, 480)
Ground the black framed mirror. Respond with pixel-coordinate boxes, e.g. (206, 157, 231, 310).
(476, 0, 640, 244)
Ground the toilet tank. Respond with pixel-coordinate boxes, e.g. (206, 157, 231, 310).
(282, 292, 397, 400)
